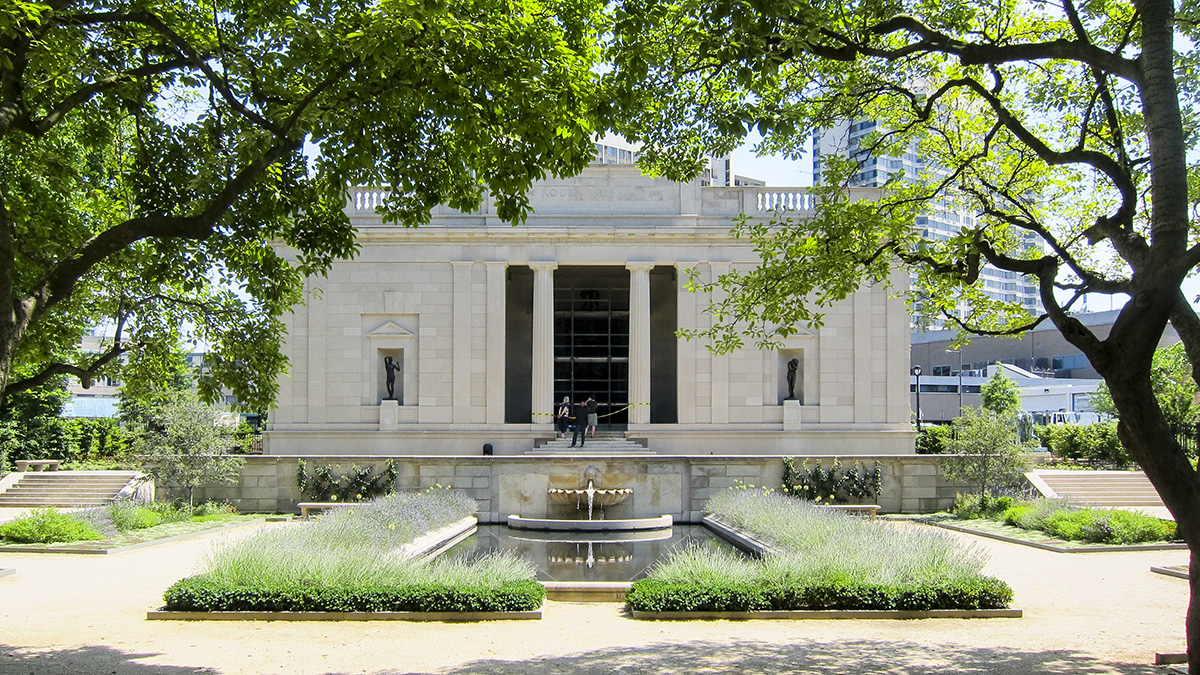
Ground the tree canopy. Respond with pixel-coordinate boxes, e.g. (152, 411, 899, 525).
(1, 0, 604, 410)
(604, 0, 1200, 664)
(980, 365, 1021, 418)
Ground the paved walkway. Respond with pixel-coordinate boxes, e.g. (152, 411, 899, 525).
(0, 518, 1190, 675)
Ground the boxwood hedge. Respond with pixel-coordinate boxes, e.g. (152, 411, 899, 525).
(626, 577, 1013, 613)
(163, 576, 545, 613)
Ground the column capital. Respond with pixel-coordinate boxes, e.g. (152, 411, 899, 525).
(625, 261, 655, 272)
(529, 261, 558, 272)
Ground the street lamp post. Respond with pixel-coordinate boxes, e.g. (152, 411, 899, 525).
(946, 348, 964, 417)
(911, 365, 923, 431)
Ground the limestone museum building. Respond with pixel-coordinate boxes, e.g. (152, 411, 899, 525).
(263, 165, 915, 457)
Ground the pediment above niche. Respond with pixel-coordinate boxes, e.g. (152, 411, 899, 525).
(779, 326, 816, 346)
(367, 321, 415, 340)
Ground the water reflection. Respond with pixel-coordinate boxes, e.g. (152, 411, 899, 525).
(446, 524, 728, 582)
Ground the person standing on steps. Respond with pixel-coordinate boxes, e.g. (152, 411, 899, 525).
(586, 397, 599, 439)
(570, 397, 589, 448)
(555, 396, 570, 439)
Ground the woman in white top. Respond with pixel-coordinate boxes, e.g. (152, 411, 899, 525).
(556, 396, 570, 438)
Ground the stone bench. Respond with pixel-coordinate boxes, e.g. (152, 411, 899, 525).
(15, 460, 61, 472)
(296, 502, 351, 519)
(816, 504, 881, 519)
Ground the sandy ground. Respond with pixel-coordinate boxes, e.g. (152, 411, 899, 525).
(0, 516, 1191, 675)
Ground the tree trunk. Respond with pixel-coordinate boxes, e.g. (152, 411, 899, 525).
(1105, 365, 1200, 671)
(1191, 548, 1200, 673)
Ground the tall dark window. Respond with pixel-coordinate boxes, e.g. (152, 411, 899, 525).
(553, 268, 630, 428)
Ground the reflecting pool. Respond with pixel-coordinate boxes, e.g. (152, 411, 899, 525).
(445, 524, 731, 583)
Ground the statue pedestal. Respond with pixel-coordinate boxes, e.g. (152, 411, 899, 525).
(379, 399, 399, 431)
(783, 399, 802, 431)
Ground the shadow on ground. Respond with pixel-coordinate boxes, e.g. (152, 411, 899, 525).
(0, 644, 218, 675)
(380, 638, 1158, 675)
(0, 638, 1161, 675)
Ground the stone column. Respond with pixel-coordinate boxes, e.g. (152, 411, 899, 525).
(530, 262, 558, 426)
(675, 261, 698, 424)
(627, 262, 654, 425)
(451, 261, 473, 424)
(708, 262, 731, 424)
(484, 262, 508, 425)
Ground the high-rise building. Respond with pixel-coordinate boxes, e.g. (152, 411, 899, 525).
(813, 121, 1043, 328)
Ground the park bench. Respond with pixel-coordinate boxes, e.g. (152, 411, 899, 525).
(15, 460, 61, 472)
(815, 504, 881, 519)
(296, 502, 351, 519)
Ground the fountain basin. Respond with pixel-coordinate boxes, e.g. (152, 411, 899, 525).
(507, 514, 673, 532)
(547, 487, 633, 507)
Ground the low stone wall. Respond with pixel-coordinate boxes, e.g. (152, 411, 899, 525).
(172, 455, 971, 521)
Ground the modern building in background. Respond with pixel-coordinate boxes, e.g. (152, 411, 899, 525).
(593, 133, 765, 188)
(910, 362, 1103, 425)
(813, 120, 1044, 328)
(911, 309, 1180, 381)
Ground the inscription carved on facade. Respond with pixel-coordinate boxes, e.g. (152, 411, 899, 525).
(540, 186, 665, 202)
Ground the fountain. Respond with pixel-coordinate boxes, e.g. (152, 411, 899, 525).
(507, 467, 672, 531)
(547, 479, 632, 520)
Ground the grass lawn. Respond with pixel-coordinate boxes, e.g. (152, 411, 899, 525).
(920, 513, 1185, 551)
(0, 513, 262, 552)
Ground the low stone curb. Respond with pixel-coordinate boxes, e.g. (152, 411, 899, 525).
(631, 609, 1023, 620)
(400, 516, 477, 560)
(543, 581, 630, 602)
(925, 519, 1186, 553)
(0, 518, 268, 555)
(701, 515, 778, 556)
(1150, 565, 1189, 580)
(146, 608, 542, 622)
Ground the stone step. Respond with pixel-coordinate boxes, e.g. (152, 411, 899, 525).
(1032, 470, 1165, 508)
(0, 471, 138, 508)
(0, 497, 113, 507)
(529, 438, 654, 454)
(12, 478, 133, 482)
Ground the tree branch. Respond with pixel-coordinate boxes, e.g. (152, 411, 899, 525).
(22, 58, 190, 137)
(28, 137, 302, 323)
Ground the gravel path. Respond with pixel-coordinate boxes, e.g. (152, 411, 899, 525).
(0, 518, 1189, 675)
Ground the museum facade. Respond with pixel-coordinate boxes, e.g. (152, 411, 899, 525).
(263, 165, 916, 456)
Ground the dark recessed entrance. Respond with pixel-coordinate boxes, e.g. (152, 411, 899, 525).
(554, 267, 629, 429)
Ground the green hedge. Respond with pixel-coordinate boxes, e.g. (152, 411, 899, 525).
(999, 500, 1175, 544)
(0, 508, 103, 543)
(163, 576, 545, 613)
(626, 577, 1013, 613)
(1037, 422, 1130, 465)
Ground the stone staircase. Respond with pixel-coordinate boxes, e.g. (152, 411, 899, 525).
(0, 471, 140, 508)
(1029, 470, 1165, 507)
(530, 432, 653, 454)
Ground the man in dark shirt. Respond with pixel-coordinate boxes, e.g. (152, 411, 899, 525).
(570, 398, 589, 447)
(586, 397, 599, 438)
